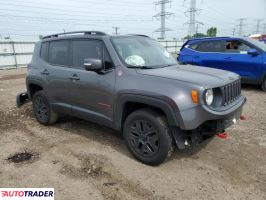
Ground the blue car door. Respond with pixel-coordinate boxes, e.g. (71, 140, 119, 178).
(190, 40, 226, 69)
(222, 39, 263, 81)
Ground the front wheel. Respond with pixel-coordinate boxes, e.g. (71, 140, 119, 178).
(32, 90, 58, 125)
(123, 109, 173, 166)
(261, 77, 266, 92)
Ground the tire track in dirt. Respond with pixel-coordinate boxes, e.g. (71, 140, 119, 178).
(0, 103, 34, 133)
(0, 74, 26, 81)
(60, 153, 169, 200)
(1, 104, 166, 200)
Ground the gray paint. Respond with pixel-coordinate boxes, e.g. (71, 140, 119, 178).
(26, 34, 246, 132)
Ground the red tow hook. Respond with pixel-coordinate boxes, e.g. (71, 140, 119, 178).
(240, 115, 247, 121)
(216, 132, 228, 139)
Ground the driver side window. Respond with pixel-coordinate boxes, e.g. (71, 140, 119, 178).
(225, 40, 252, 54)
(72, 40, 103, 69)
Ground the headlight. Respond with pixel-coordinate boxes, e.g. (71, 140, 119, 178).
(205, 89, 214, 105)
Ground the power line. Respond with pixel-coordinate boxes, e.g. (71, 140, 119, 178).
(153, 0, 173, 40)
(0, 0, 152, 9)
(184, 0, 203, 37)
(0, 1, 150, 18)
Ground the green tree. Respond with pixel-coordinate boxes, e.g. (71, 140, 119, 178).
(206, 27, 217, 37)
(184, 32, 207, 40)
(193, 33, 207, 38)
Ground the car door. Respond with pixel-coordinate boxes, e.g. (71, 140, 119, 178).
(69, 39, 116, 125)
(44, 40, 73, 114)
(221, 39, 263, 81)
(192, 40, 226, 69)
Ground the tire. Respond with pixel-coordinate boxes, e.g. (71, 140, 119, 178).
(261, 77, 266, 92)
(123, 109, 174, 166)
(32, 90, 58, 125)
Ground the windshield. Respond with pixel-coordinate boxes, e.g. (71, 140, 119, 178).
(111, 36, 177, 68)
(245, 37, 266, 52)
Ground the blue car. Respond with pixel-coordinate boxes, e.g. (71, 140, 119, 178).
(179, 37, 266, 91)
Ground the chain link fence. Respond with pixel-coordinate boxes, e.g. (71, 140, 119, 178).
(0, 41, 35, 69)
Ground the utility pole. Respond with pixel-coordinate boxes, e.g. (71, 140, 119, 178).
(236, 18, 247, 36)
(153, 0, 173, 40)
(232, 28, 236, 36)
(184, 0, 203, 37)
(112, 26, 120, 35)
(255, 19, 263, 33)
(195, 23, 199, 35)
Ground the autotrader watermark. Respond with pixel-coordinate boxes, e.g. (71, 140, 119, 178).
(0, 188, 54, 200)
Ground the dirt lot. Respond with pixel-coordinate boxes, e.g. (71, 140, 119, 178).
(0, 68, 266, 200)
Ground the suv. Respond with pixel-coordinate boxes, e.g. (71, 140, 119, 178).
(178, 37, 266, 91)
(17, 31, 246, 165)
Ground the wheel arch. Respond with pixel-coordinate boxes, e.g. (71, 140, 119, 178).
(114, 93, 183, 131)
(27, 79, 45, 99)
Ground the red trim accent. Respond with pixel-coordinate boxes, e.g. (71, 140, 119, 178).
(97, 102, 112, 110)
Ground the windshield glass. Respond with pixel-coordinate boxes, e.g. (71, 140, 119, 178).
(245, 37, 266, 52)
(111, 36, 177, 68)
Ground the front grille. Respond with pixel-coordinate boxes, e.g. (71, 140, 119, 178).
(221, 79, 241, 106)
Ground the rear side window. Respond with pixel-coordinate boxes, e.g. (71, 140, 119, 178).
(72, 40, 102, 68)
(40, 42, 49, 62)
(49, 40, 70, 66)
(195, 41, 225, 52)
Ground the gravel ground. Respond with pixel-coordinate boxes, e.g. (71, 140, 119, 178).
(0, 68, 265, 200)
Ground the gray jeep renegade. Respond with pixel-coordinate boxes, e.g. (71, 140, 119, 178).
(17, 31, 246, 165)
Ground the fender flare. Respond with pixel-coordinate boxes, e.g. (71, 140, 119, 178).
(114, 92, 184, 130)
(26, 78, 46, 99)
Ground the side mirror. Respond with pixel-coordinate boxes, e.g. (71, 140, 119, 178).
(247, 49, 259, 56)
(84, 58, 102, 72)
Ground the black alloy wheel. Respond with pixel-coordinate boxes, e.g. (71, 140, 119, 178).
(128, 119, 160, 157)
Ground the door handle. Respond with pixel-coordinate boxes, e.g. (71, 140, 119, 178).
(224, 57, 232, 60)
(69, 74, 80, 80)
(41, 69, 49, 75)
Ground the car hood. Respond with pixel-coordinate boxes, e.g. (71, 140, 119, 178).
(136, 65, 239, 87)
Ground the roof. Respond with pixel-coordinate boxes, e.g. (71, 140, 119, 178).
(187, 36, 243, 41)
(42, 31, 107, 40)
(42, 31, 150, 41)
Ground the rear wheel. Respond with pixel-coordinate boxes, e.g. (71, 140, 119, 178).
(32, 90, 58, 125)
(123, 109, 173, 165)
(261, 77, 266, 92)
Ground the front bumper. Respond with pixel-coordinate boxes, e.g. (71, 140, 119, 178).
(178, 95, 246, 130)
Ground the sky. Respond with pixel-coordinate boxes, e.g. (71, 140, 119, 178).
(0, 0, 265, 41)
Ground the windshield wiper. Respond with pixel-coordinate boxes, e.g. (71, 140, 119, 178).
(127, 66, 153, 69)
(162, 64, 177, 68)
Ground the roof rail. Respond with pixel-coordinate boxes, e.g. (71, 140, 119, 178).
(42, 31, 107, 39)
(127, 34, 150, 38)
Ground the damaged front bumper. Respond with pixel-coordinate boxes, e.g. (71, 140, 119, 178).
(172, 96, 246, 149)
